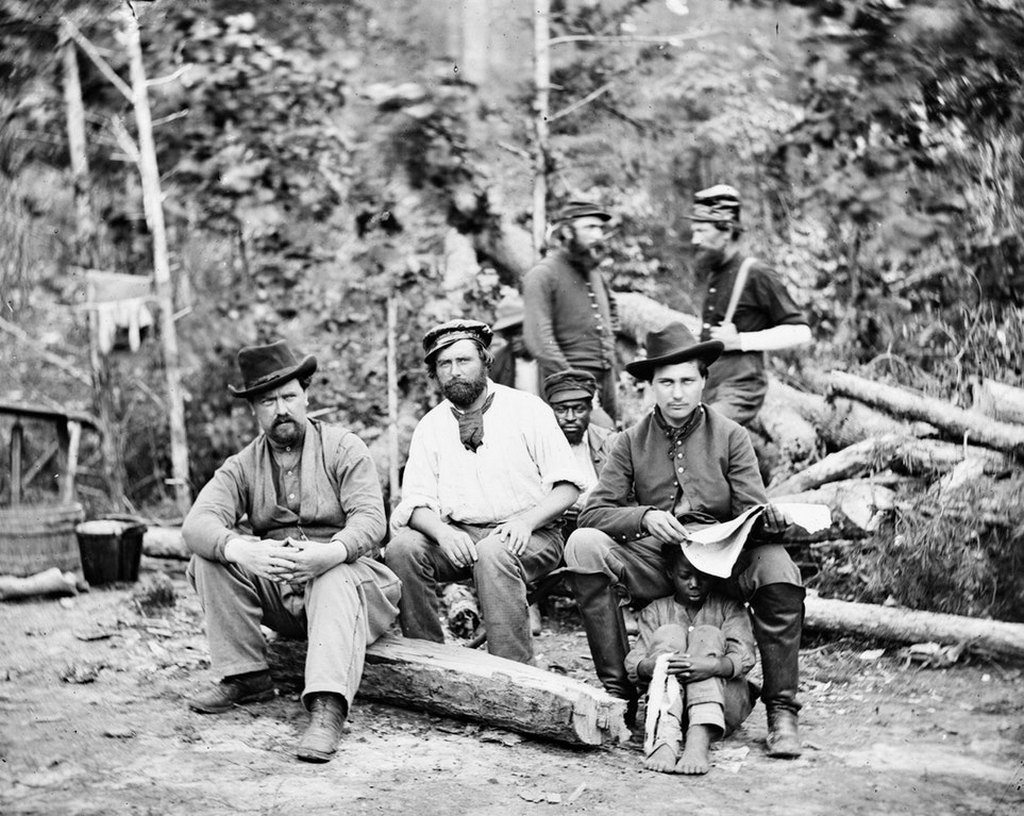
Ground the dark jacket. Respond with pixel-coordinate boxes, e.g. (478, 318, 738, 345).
(578, 405, 766, 543)
(522, 249, 618, 378)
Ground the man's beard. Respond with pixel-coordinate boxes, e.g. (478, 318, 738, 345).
(442, 371, 488, 409)
(567, 237, 601, 269)
(268, 417, 303, 446)
(694, 246, 727, 278)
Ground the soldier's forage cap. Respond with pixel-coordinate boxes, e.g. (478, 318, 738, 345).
(228, 340, 317, 399)
(554, 200, 612, 223)
(686, 184, 742, 224)
(544, 369, 598, 404)
(422, 319, 494, 365)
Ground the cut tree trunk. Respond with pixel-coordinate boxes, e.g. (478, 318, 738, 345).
(773, 480, 896, 541)
(359, 634, 628, 747)
(0, 568, 78, 601)
(829, 371, 1024, 458)
(971, 377, 1024, 426)
(755, 385, 818, 466)
(804, 592, 1024, 661)
(142, 526, 188, 560)
(769, 434, 907, 496)
(615, 292, 700, 341)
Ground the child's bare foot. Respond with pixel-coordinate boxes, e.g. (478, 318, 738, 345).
(643, 743, 679, 773)
(675, 724, 713, 775)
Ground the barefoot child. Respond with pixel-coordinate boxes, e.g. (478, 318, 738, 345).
(625, 543, 757, 775)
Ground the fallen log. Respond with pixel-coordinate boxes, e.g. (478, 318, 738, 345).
(358, 634, 629, 747)
(971, 377, 1024, 426)
(890, 438, 1011, 477)
(614, 291, 700, 341)
(829, 370, 1024, 457)
(142, 526, 189, 560)
(773, 479, 896, 541)
(804, 591, 1024, 661)
(755, 385, 817, 466)
(0, 567, 78, 601)
(769, 434, 907, 496)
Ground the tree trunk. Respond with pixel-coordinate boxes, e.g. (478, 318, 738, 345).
(122, 4, 191, 516)
(829, 370, 1024, 457)
(768, 434, 907, 496)
(614, 291, 700, 341)
(359, 634, 628, 747)
(532, 0, 550, 259)
(971, 377, 1024, 426)
(804, 592, 1024, 661)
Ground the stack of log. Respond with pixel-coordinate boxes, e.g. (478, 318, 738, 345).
(617, 294, 1024, 660)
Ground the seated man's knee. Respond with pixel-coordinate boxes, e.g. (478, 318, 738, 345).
(648, 623, 690, 655)
(564, 527, 613, 568)
(687, 624, 726, 655)
(473, 534, 518, 574)
(745, 545, 802, 588)
(384, 529, 431, 570)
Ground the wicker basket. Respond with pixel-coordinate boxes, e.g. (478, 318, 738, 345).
(0, 503, 85, 577)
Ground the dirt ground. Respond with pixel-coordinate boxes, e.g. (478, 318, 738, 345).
(1, 557, 1022, 816)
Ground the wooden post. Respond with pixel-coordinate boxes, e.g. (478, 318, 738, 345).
(386, 295, 401, 509)
(532, 0, 550, 259)
(10, 420, 23, 505)
(64, 420, 82, 504)
(121, 3, 191, 516)
(60, 17, 98, 266)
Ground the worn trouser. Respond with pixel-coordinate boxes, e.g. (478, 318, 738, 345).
(188, 555, 401, 710)
(643, 624, 754, 758)
(564, 529, 804, 714)
(385, 522, 564, 663)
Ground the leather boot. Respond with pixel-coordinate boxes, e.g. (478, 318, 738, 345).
(296, 693, 347, 763)
(569, 573, 638, 725)
(748, 582, 805, 758)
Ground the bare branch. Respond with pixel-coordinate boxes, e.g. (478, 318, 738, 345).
(60, 16, 133, 103)
(151, 109, 190, 128)
(147, 65, 192, 88)
(549, 82, 613, 122)
(109, 115, 140, 165)
(549, 30, 723, 48)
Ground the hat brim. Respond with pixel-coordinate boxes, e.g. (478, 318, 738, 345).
(625, 340, 724, 380)
(228, 355, 318, 398)
(557, 209, 612, 223)
(547, 387, 594, 404)
(492, 314, 524, 332)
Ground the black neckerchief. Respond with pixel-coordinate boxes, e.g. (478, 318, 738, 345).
(653, 404, 704, 458)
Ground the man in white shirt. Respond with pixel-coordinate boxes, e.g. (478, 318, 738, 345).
(386, 319, 585, 663)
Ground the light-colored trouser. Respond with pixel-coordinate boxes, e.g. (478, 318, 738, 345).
(187, 555, 401, 710)
(643, 624, 754, 758)
(385, 522, 563, 664)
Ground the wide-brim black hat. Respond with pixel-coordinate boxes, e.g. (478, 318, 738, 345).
(625, 322, 724, 381)
(228, 340, 318, 398)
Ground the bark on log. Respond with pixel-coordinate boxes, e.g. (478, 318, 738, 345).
(804, 592, 1024, 661)
(773, 378, 930, 449)
(768, 434, 907, 496)
(614, 291, 700, 342)
(359, 634, 628, 747)
(971, 377, 1024, 426)
(0, 568, 78, 601)
(773, 480, 896, 541)
(142, 526, 189, 560)
(829, 370, 1024, 457)
(890, 438, 1011, 477)
(755, 384, 818, 465)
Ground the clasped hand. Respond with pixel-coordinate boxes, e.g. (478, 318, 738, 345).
(663, 653, 719, 683)
(709, 321, 742, 352)
(227, 537, 335, 584)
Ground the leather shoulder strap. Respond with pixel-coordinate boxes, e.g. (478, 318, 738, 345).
(722, 257, 756, 326)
